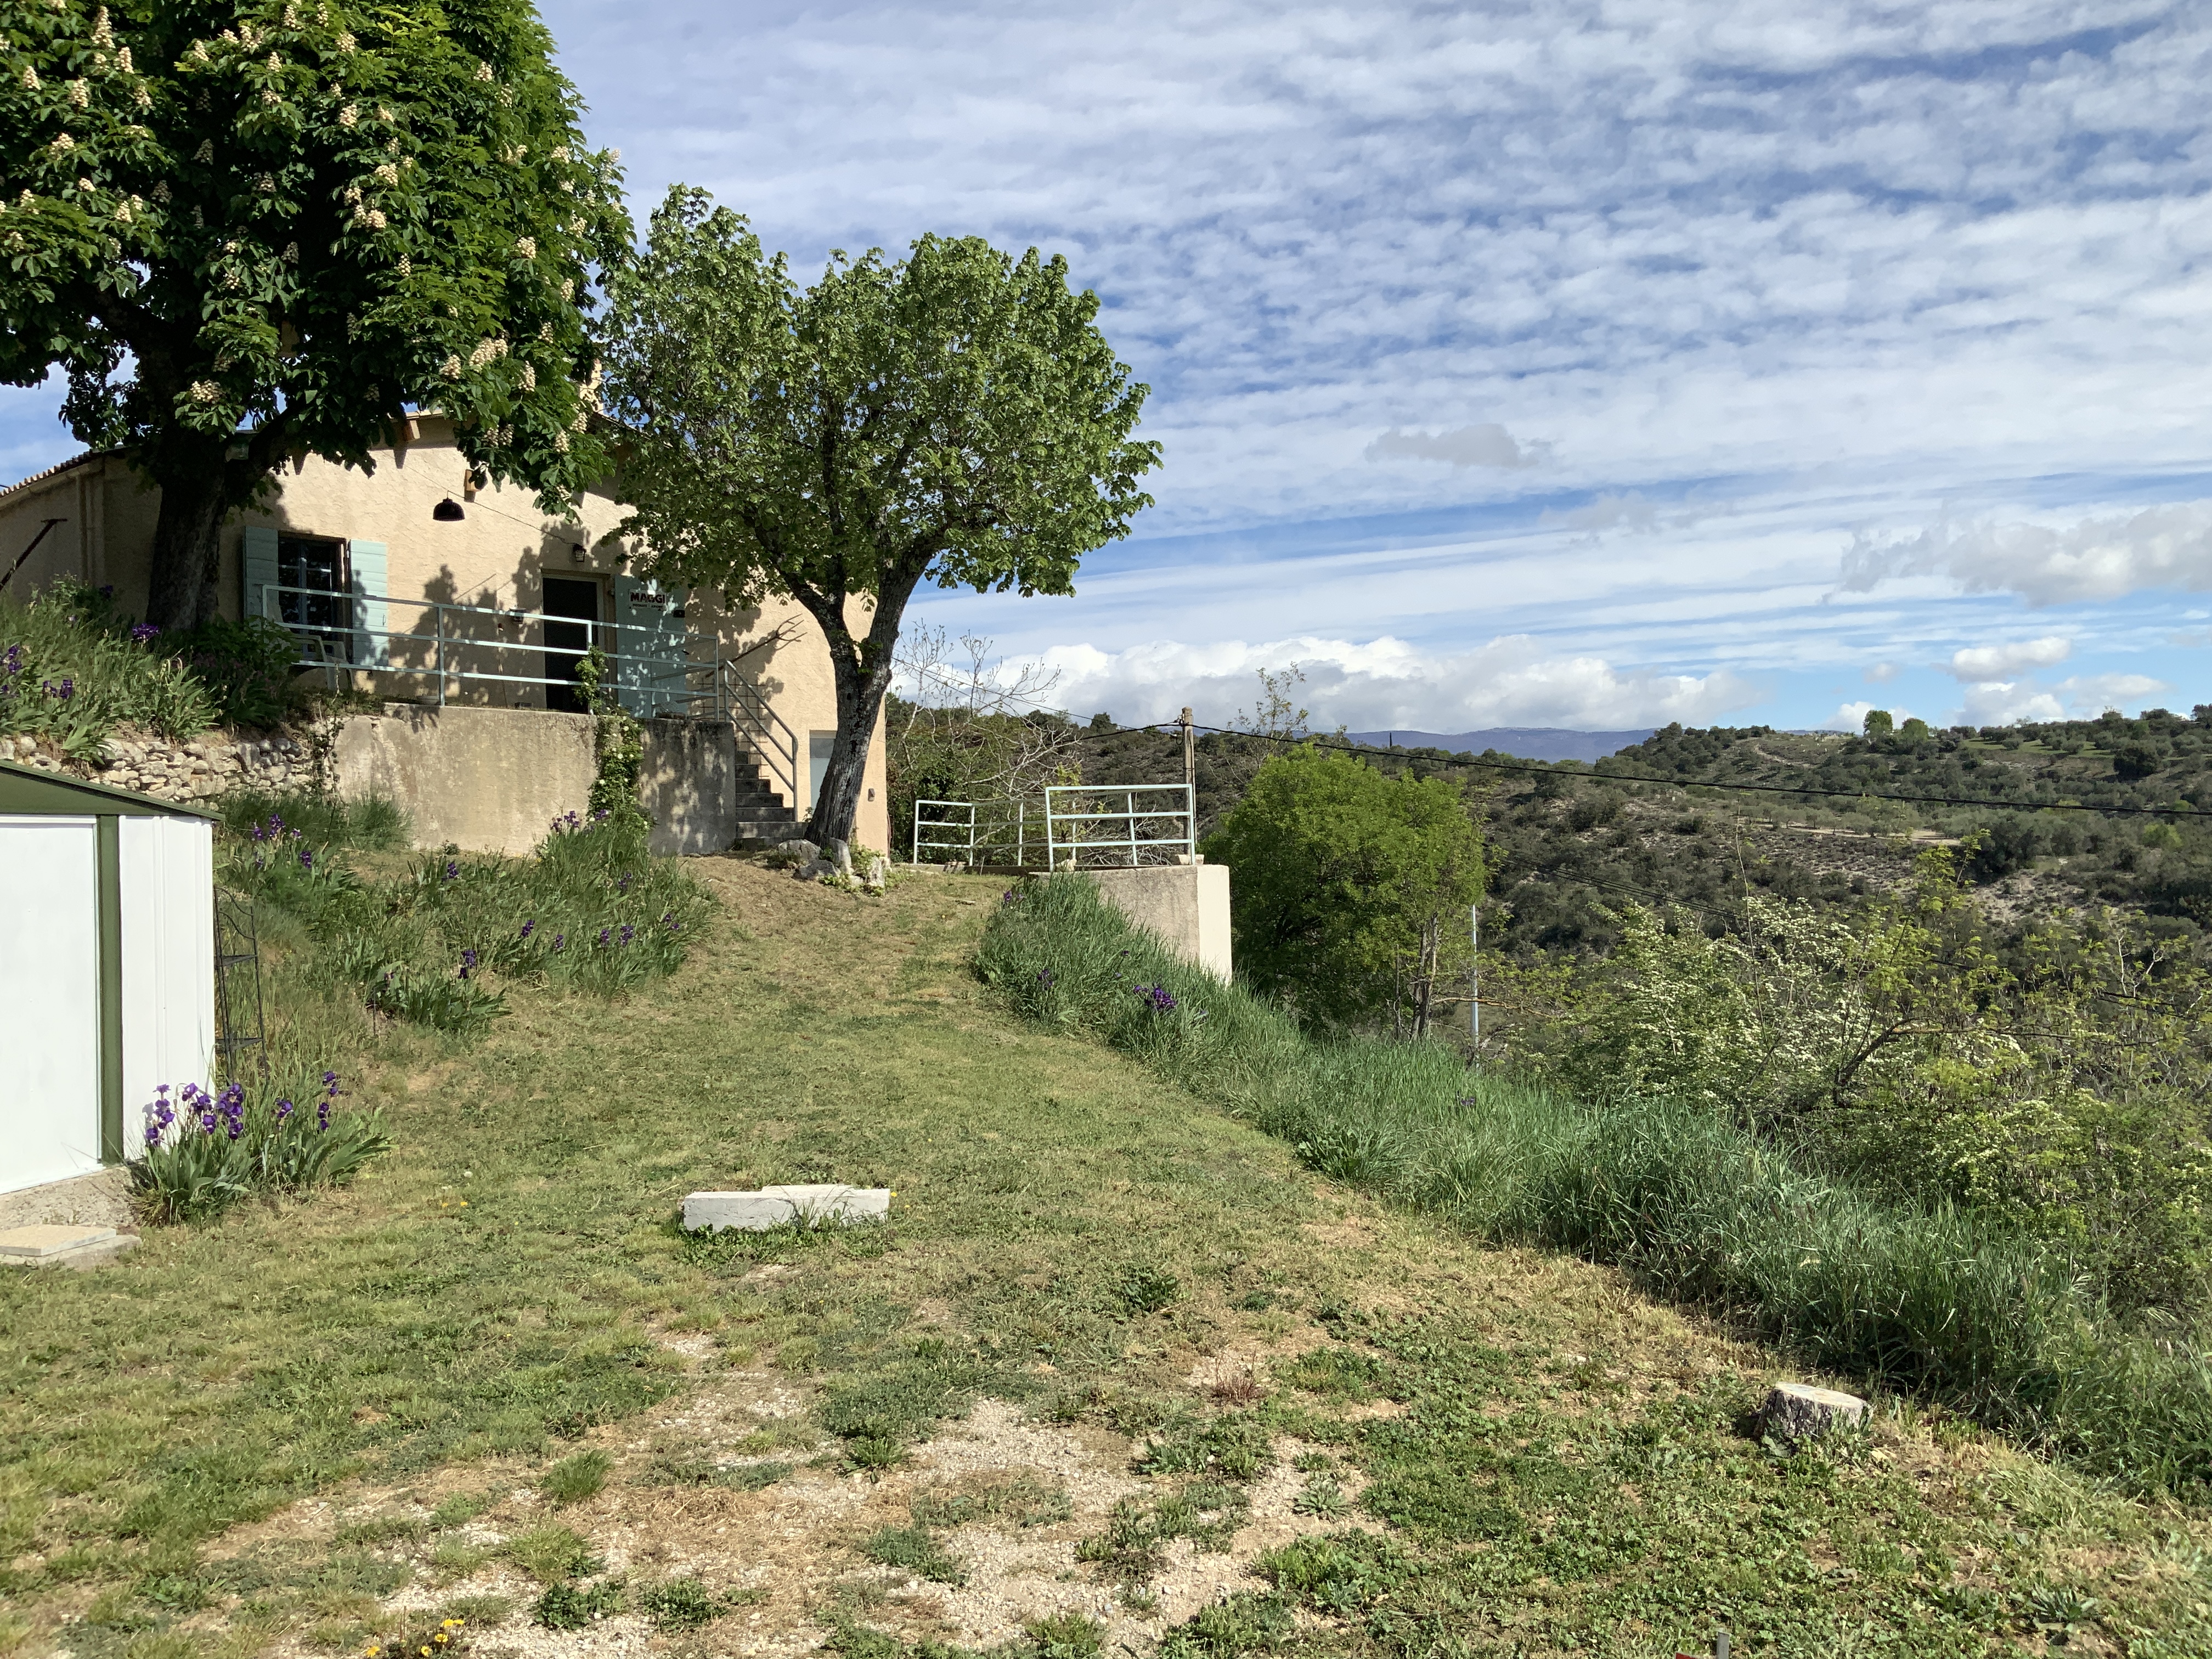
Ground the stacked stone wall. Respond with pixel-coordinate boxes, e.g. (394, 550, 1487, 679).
(0, 725, 309, 804)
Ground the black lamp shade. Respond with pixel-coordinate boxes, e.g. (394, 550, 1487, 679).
(433, 497, 466, 522)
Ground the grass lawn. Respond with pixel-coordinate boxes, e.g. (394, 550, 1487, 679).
(2, 861, 2207, 1658)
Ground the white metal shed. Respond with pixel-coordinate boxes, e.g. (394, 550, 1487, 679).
(0, 763, 216, 1197)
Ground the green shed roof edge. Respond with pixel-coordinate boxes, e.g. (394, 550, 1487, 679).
(0, 759, 219, 819)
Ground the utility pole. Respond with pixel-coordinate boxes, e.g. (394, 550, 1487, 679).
(1180, 707, 1198, 860)
(1470, 901, 1480, 1054)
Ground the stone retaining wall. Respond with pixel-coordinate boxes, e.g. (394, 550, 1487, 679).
(0, 726, 308, 804)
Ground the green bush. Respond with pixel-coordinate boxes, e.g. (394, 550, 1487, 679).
(978, 876, 2212, 1497)
(165, 613, 304, 729)
(0, 580, 216, 754)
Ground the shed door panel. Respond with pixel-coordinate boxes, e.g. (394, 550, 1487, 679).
(0, 816, 102, 1194)
(120, 817, 216, 1117)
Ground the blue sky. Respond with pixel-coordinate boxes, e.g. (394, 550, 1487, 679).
(7, 0, 2211, 732)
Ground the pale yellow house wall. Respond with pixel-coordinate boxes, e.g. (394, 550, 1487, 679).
(0, 425, 890, 853)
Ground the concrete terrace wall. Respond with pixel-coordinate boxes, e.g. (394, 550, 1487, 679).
(640, 718, 738, 857)
(332, 703, 595, 856)
(1086, 865, 1233, 981)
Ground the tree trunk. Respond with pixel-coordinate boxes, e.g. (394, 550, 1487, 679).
(143, 460, 233, 632)
(802, 572, 918, 848)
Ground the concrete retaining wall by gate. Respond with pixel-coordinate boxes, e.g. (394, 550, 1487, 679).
(640, 718, 738, 856)
(1086, 864, 1232, 981)
(334, 703, 596, 856)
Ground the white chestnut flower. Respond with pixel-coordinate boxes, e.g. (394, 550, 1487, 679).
(69, 79, 88, 106)
(476, 60, 493, 81)
(439, 354, 462, 379)
(518, 362, 535, 391)
(189, 381, 222, 405)
(514, 235, 535, 259)
(374, 162, 398, 185)
(339, 104, 358, 126)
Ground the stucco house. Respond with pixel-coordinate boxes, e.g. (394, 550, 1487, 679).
(0, 414, 888, 853)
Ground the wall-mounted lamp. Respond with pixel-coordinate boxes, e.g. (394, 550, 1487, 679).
(433, 498, 466, 522)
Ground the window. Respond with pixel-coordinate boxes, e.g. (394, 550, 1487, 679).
(277, 536, 350, 663)
(810, 731, 836, 812)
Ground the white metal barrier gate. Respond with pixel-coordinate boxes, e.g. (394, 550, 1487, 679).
(1043, 784, 1195, 868)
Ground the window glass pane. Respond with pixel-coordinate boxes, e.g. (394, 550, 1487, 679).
(277, 537, 349, 663)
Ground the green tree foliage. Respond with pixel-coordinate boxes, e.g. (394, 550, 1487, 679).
(1, 1, 629, 628)
(1506, 847, 2212, 1323)
(600, 187, 1159, 845)
(1863, 708, 1895, 737)
(1204, 747, 1484, 1036)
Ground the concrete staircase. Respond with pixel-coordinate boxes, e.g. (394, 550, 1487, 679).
(731, 743, 803, 845)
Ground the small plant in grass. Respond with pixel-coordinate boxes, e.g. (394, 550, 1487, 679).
(1291, 1474, 1348, 1518)
(862, 1525, 964, 1584)
(1114, 1262, 1180, 1315)
(428, 1492, 492, 1530)
(637, 1578, 721, 1632)
(1156, 1594, 1293, 1659)
(532, 1579, 625, 1631)
(1026, 1612, 1104, 1659)
(502, 1525, 598, 1584)
(360, 1614, 469, 1658)
(132, 1071, 388, 1223)
(540, 1450, 613, 1506)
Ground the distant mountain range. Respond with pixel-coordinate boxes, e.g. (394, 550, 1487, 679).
(1344, 727, 1658, 763)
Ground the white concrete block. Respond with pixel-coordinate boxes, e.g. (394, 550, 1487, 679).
(0, 1223, 138, 1269)
(683, 1184, 892, 1233)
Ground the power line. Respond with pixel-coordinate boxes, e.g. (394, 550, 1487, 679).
(1144, 719, 2207, 820)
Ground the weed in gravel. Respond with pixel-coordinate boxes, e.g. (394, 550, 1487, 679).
(501, 1525, 597, 1584)
(862, 1525, 964, 1585)
(637, 1577, 721, 1631)
(533, 1578, 625, 1630)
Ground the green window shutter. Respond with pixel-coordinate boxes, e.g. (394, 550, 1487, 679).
(348, 541, 387, 667)
(240, 526, 279, 620)
(612, 578, 688, 716)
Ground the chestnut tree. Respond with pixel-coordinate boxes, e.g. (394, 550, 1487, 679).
(0, 1, 629, 629)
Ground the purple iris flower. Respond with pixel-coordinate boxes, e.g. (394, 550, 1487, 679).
(620, 923, 634, 945)
(520, 919, 535, 939)
(459, 948, 479, 979)
(551, 932, 566, 952)
(131, 623, 160, 644)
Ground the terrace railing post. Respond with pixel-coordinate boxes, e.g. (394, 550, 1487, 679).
(435, 605, 446, 706)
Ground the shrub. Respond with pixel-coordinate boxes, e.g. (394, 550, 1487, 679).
(165, 614, 304, 729)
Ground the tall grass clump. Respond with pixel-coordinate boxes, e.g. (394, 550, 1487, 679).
(978, 876, 2212, 1496)
(224, 795, 712, 1037)
(0, 579, 216, 754)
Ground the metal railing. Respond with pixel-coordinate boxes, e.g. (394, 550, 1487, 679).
(1044, 784, 1196, 868)
(254, 581, 695, 716)
(910, 798, 1041, 866)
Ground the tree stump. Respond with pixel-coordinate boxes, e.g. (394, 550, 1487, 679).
(1759, 1381, 1869, 1441)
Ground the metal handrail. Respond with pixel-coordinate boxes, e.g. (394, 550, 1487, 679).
(715, 661, 803, 812)
(1044, 783, 1195, 868)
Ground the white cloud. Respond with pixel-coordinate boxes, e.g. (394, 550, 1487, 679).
(1864, 662, 1900, 684)
(1365, 424, 1544, 470)
(1952, 672, 2166, 726)
(1027, 634, 1759, 731)
(1944, 635, 2072, 680)
(1841, 505, 2212, 607)
(1956, 682, 2066, 725)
